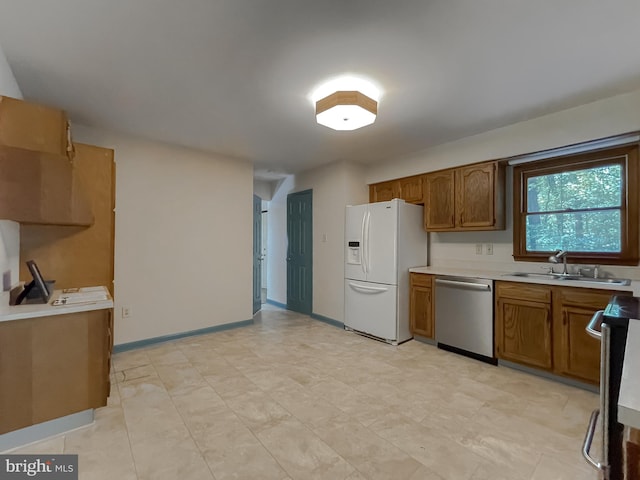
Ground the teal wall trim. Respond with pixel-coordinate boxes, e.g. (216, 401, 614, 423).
(265, 299, 287, 309)
(113, 319, 254, 353)
(310, 313, 344, 329)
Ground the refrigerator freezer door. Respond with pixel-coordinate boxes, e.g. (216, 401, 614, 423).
(345, 204, 368, 281)
(345, 280, 398, 341)
(365, 201, 398, 285)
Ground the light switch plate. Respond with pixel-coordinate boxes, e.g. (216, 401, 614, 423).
(486, 243, 494, 255)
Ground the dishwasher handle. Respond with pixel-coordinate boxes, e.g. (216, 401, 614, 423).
(435, 279, 491, 291)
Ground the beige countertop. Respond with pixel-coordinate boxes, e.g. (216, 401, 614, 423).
(0, 286, 113, 322)
(409, 265, 639, 294)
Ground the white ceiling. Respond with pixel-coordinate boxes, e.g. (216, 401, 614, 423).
(1, 0, 640, 176)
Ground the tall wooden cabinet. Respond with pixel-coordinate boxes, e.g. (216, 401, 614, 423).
(20, 143, 115, 295)
(409, 273, 434, 338)
(424, 161, 505, 232)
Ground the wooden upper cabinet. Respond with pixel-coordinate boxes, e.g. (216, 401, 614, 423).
(0, 97, 91, 225)
(0, 146, 93, 226)
(369, 175, 425, 204)
(424, 161, 505, 232)
(424, 170, 455, 230)
(457, 163, 498, 229)
(0, 96, 72, 158)
(398, 175, 424, 204)
(495, 282, 553, 370)
(369, 180, 400, 203)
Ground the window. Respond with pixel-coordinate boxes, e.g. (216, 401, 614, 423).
(513, 144, 639, 265)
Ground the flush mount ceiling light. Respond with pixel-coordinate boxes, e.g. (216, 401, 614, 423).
(315, 90, 378, 131)
(309, 75, 382, 131)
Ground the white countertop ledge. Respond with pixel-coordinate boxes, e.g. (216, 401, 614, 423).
(619, 318, 640, 430)
(0, 287, 113, 322)
(408, 266, 639, 293)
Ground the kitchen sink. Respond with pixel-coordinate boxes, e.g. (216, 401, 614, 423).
(510, 272, 571, 279)
(569, 277, 631, 286)
(509, 272, 631, 286)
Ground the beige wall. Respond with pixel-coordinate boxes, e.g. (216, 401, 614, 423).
(73, 125, 254, 344)
(0, 42, 21, 292)
(268, 162, 368, 322)
(366, 88, 640, 279)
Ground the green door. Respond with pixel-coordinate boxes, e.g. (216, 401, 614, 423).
(253, 194, 262, 314)
(287, 190, 312, 314)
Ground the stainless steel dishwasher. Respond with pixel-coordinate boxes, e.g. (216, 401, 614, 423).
(434, 275, 496, 364)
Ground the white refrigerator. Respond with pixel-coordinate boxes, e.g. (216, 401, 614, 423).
(344, 199, 427, 345)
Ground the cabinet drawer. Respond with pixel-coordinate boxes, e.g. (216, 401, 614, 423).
(555, 286, 631, 309)
(410, 272, 433, 288)
(496, 281, 551, 303)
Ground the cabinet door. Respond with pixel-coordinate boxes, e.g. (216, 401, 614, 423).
(424, 170, 455, 230)
(369, 180, 400, 203)
(410, 273, 433, 338)
(456, 163, 496, 229)
(399, 175, 424, 204)
(495, 297, 553, 370)
(553, 287, 628, 384)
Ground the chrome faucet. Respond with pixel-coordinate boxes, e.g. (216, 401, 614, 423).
(548, 249, 569, 275)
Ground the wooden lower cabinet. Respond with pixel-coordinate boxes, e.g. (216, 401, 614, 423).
(409, 273, 434, 338)
(0, 308, 112, 434)
(553, 287, 623, 384)
(495, 282, 552, 369)
(495, 281, 630, 384)
(495, 296, 552, 370)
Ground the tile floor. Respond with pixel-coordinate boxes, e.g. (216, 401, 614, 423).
(10, 305, 601, 479)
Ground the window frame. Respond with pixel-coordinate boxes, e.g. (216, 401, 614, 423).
(513, 144, 639, 265)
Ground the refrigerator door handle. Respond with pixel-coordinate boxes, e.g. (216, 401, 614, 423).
(348, 282, 388, 294)
(364, 211, 371, 274)
(360, 212, 367, 274)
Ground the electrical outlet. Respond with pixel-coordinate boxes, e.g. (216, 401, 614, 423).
(486, 243, 494, 255)
(122, 306, 131, 318)
(475, 244, 483, 255)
